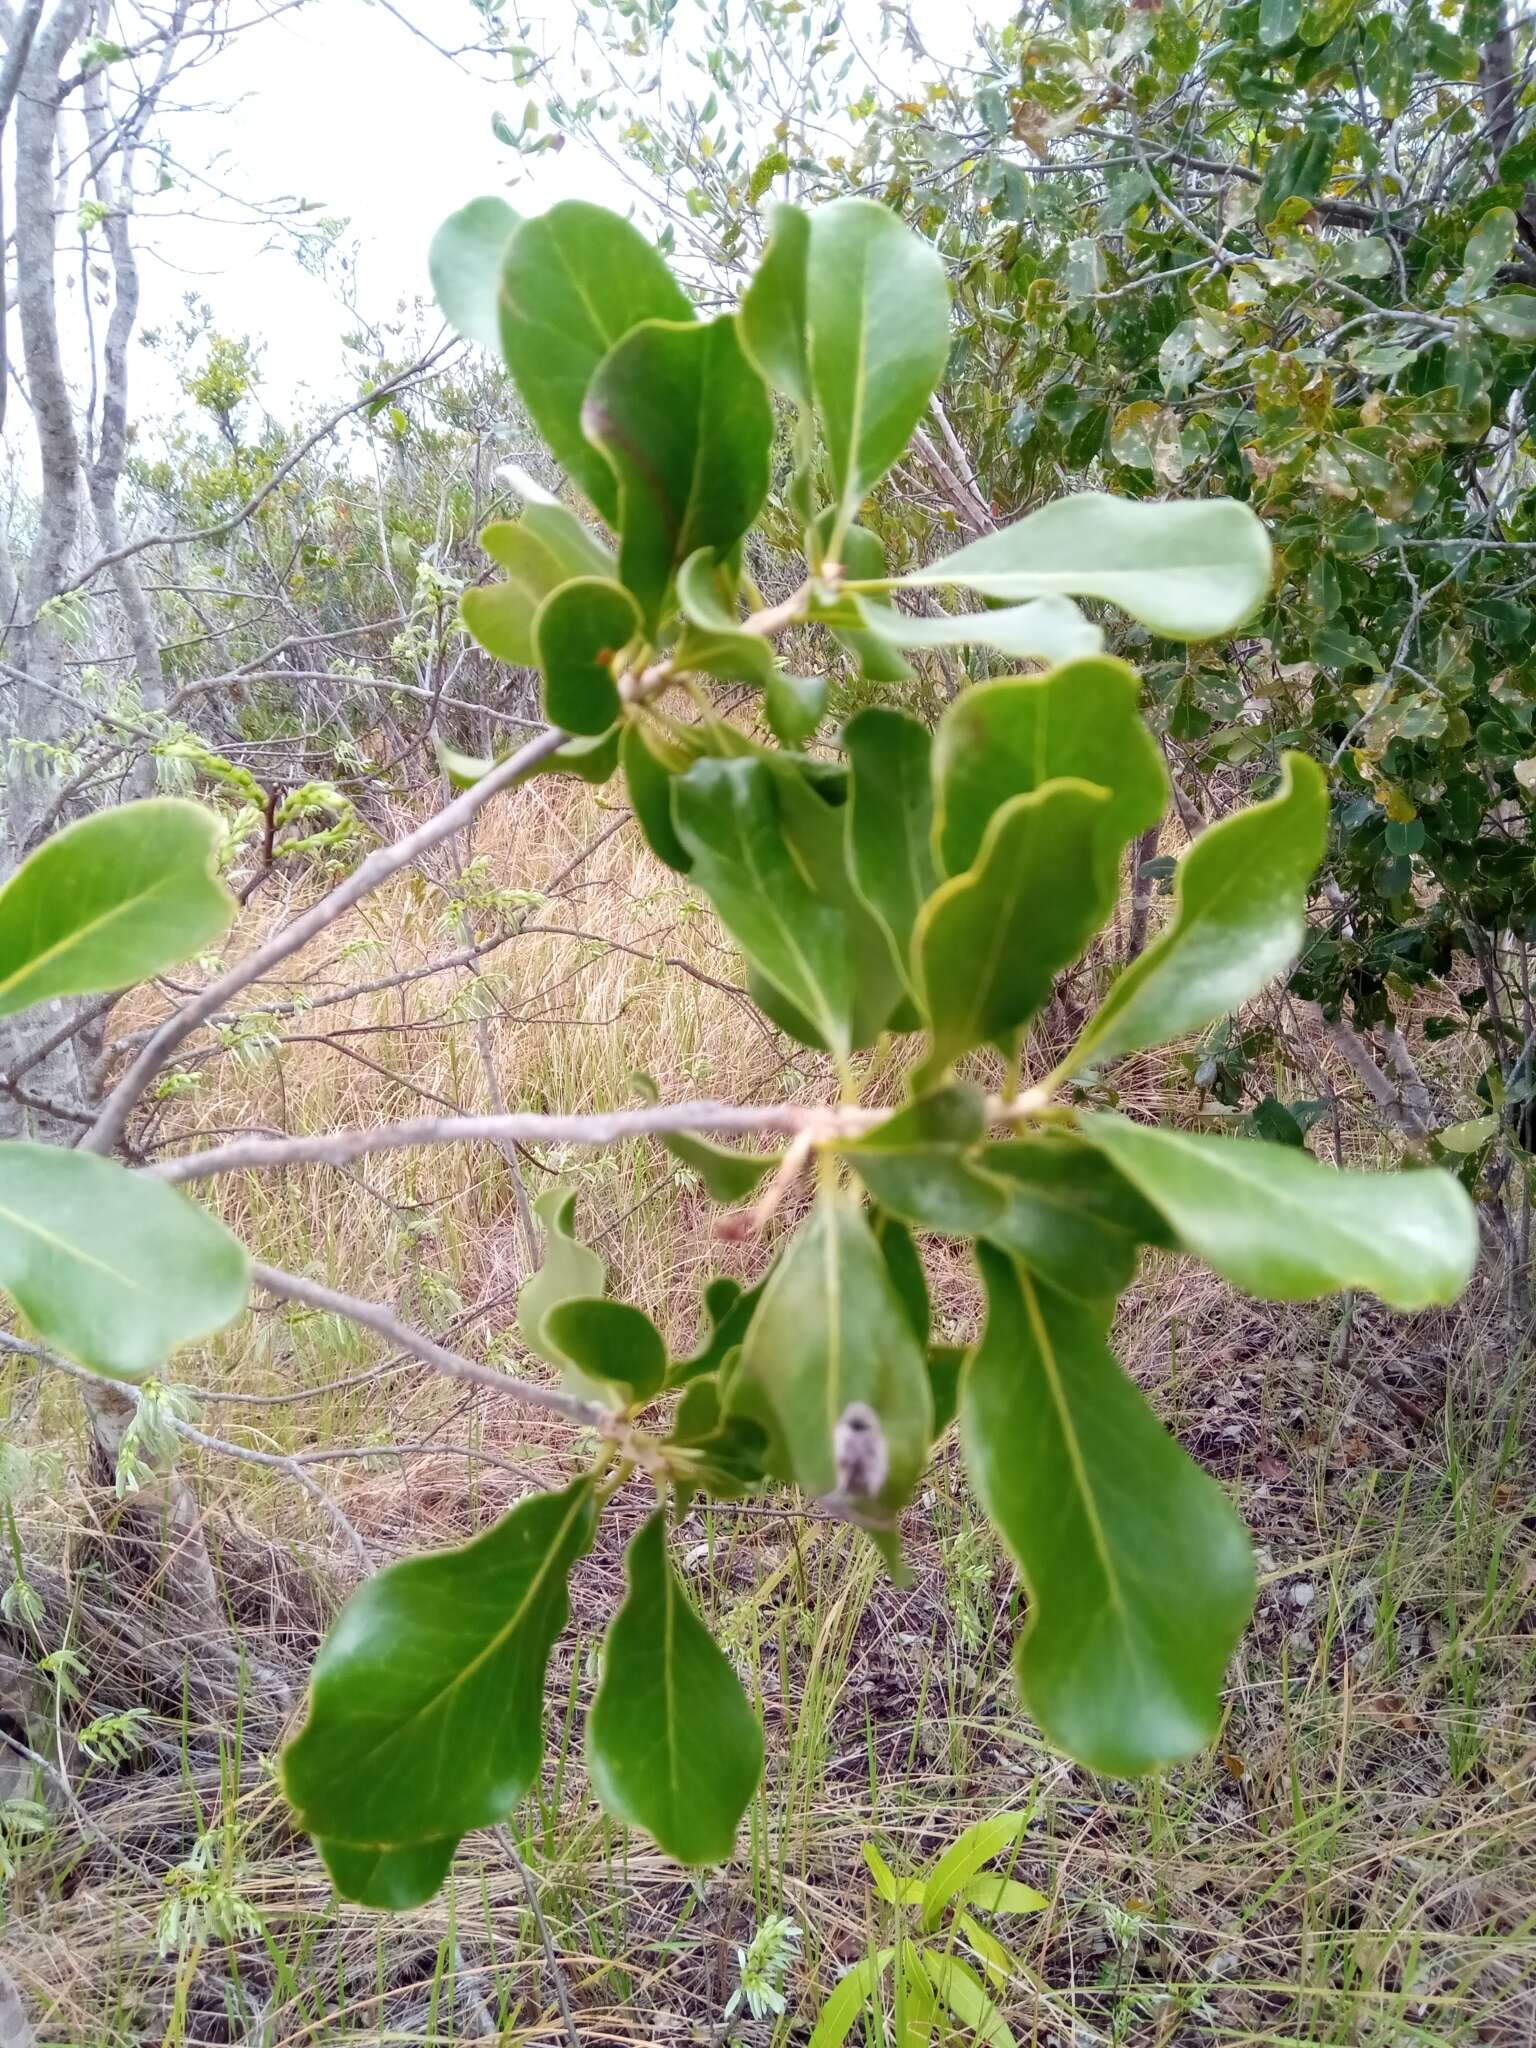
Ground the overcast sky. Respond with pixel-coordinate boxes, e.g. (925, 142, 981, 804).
(113, 0, 994, 419)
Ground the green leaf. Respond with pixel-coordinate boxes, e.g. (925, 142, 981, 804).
(670, 1273, 765, 1387)
(620, 721, 694, 872)
(764, 671, 827, 744)
(845, 707, 938, 993)
(1064, 753, 1326, 1074)
(853, 593, 1103, 664)
(581, 315, 773, 635)
(1258, 0, 1302, 49)
(673, 757, 852, 1061)
(1473, 295, 1536, 342)
(739, 201, 811, 406)
(0, 800, 235, 1017)
(916, 781, 1112, 1072)
(808, 1951, 895, 2048)
(979, 1135, 1173, 1299)
(429, 196, 522, 354)
(930, 658, 1167, 880)
(462, 499, 614, 668)
(892, 494, 1273, 642)
(532, 578, 637, 734)
(674, 549, 778, 687)
(542, 1297, 666, 1403)
(873, 1209, 931, 1345)
(0, 1142, 248, 1380)
(955, 1874, 1049, 1915)
(516, 1186, 609, 1399)
(768, 759, 909, 1049)
(1079, 1113, 1478, 1310)
(586, 1511, 762, 1863)
(497, 201, 694, 526)
(283, 1477, 596, 1905)
(921, 1810, 1033, 1931)
(546, 727, 621, 785)
(963, 1247, 1255, 1774)
(923, 1953, 1017, 2048)
(807, 197, 952, 534)
(825, 522, 915, 683)
(843, 1084, 1006, 1235)
(317, 1839, 458, 1913)
(728, 1190, 933, 1511)
(630, 1072, 779, 1201)
(1450, 206, 1517, 303)
(927, 1345, 964, 1435)
(434, 739, 495, 790)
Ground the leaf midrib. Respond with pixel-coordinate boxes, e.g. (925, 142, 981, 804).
(0, 868, 183, 1004)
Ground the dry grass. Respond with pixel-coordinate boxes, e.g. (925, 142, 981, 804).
(2, 776, 1534, 2046)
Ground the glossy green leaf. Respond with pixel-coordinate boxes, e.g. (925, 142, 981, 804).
(728, 1190, 933, 1511)
(963, 1246, 1255, 1774)
(739, 201, 811, 406)
(1258, 0, 1301, 49)
(979, 1136, 1173, 1299)
(927, 1345, 964, 1435)
(497, 202, 694, 525)
(581, 315, 773, 634)
(916, 781, 1112, 1072)
(854, 593, 1103, 664)
(630, 1071, 778, 1201)
(434, 739, 495, 790)
(516, 1186, 609, 1399)
(587, 1511, 762, 1863)
(931, 659, 1167, 880)
(920, 1810, 1033, 1931)
(1065, 753, 1326, 1074)
(844, 707, 938, 992)
(807, 197, 952, 533)
(546, 726, 621, 785)
(826, 522, 915, 682)
(531, 577, 636, 734)
(462, 500, 613, 668)
(674, 549, 778, 687)
(543, 1297, 666, 1403)
(843, 1084, 1005, 1235)
(1451, 206, 1516, 302)
(429, 196, 521, 354)
(1079, 1112, 1478, 1310)
(872, 1209, 931, 1346)
(673, 757, 852, 1061)
(955, 1874, 1049, 1915)
(0, 799, 235, 1017)
(670, 1273, 765, 1387)
(764, 671, 827, 743)
(283, 1477, 596, 1904)
(0, 1142, 248, 1380)
(893, 493, 1273, 641)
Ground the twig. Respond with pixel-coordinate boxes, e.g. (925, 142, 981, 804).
(499, 1829, 582, 2048)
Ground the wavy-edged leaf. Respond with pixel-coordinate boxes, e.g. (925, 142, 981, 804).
(1079, 1112, 1477, 1310)
(461, 502, 613, 668)
(497, 201, 694, 525)
(739, 201, 811, 406)
(1065, 753, 1326, 1074)
(516, 1186, 608, 1399)
(930, 659, 1167, 880)
(917, 781, 1111, 1072)
(978, 1135, 1174, 1299)
(285, 1478, 596, 1903)
(531, 577, 636, 735)
(429, 196, 522, 353)
(0, 799, 235, 1017)
(855, 593, 1103, 665)
(0, 1142, 247, 1380)
(587, 1511, 762, 1863)
(962, 1246, 1255, 1774)
(543, 1297, 666, 1403)
(807, 197, 952, 534)
(844, 707, 937, 994)
(893, 493, 1272, 641)
(728, 1190, 933, 1512)
(582, 314, 772, 634)
(673, 757, 852, 1061)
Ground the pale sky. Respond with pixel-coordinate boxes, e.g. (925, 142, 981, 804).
(114, 0, 997, 420)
